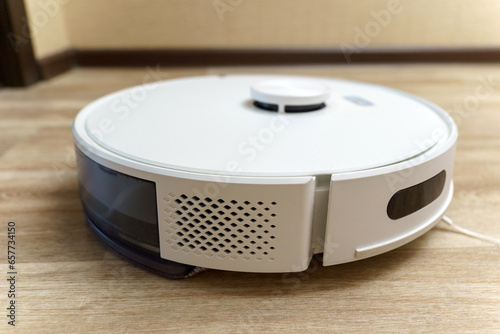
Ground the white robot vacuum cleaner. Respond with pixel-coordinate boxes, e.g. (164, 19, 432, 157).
(73, 75, 457, 278)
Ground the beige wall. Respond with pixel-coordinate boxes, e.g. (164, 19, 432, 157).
(24, 0, 70, 58)
(25, 0, 500, 59)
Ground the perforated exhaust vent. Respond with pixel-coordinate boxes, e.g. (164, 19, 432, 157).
(163, 193, 277, 261)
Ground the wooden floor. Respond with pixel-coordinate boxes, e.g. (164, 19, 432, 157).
(1, 65, 499, 333)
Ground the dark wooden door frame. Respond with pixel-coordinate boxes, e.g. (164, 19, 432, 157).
(0, 0, 41, 87)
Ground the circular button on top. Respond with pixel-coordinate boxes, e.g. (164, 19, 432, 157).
(250, 78, 331, 112)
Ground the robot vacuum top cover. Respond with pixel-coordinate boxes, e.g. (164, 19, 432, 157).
(74, 75, 457, 277)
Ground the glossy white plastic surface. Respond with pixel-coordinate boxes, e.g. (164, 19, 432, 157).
(82, 75, 449, 177)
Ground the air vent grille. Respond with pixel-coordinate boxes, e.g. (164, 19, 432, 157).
(163, 193, 277, 261)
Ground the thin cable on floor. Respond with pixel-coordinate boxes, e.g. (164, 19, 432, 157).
(441, 216, 500, 246)
(184, 266, 208, 278)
